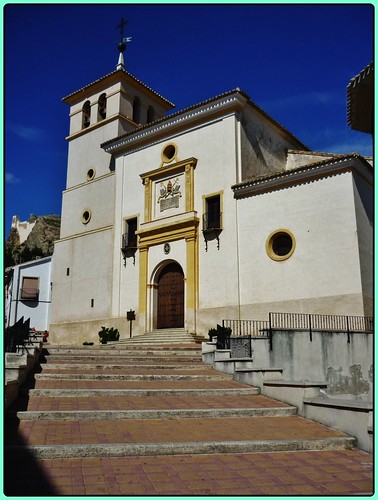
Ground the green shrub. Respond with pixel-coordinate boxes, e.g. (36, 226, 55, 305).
(208, 328, 218, 341)
(98, 326, 120, 344)
(208, 325, 232, 348)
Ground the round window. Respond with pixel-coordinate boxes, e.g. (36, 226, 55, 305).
(161, 144, 177, 163)
(86, 168, 95, 181)
(266, 230, 295, 261)
(82, 210, 92, 224)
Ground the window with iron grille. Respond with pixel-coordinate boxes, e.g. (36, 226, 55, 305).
(20, 276, 39, 301)
(122, 218, 138, 249)
(204, 195, 222, 230)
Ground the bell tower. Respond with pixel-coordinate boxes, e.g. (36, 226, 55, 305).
(62, 19, 174, 190)
(50, 20, 175, 343)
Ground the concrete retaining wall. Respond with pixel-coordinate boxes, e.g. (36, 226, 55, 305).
(251, 330, 372, 400)
(5, 341, 43, 409)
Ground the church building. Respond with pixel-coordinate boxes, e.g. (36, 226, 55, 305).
(49, 36, 373, 344)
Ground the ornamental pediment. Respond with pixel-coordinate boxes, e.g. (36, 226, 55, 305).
(140, 157, 197, 223)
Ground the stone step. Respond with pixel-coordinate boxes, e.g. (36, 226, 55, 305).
(14, 406, 298, 420)
(28, 387, 261, 397)
(5, 339, 370, 497)
(6, 414, 354, 447)
(6, 436, 356, 459)
(41, 363, 209, 370)
(34, 372, 234, 381)
(119, 332, 203, 340)
(12, 393, 284, 411)
(120, 329, 206, 340)
(43, 347, 201, 356)
(41, 352, 202, 366)
(118, 337, 205, 344)
(6, 411, 356, 457)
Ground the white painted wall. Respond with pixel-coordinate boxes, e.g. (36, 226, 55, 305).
(51, 229, 114, 324)
(60, 173, 115, 238)
(51, 70, 373, 343)
(7, 257, 52, 331)
(236, 172, 364, 318)
(352, 175, 373, 315)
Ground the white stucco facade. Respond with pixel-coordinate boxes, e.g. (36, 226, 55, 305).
(49, 65, 373, 344)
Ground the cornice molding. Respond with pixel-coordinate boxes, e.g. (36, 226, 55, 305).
(232, 156, 373, 198)
(102, 93, 247, 155)
(63, 172, 114, 194)
(65, 113, 136, 141)
(137, 213, 200, 249)
(56, 225, 113, 243)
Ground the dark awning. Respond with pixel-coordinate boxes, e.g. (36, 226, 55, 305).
(347, 62, 374, 134)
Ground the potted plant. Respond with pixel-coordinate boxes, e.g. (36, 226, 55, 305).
(98, 326, 120, 344)
(208, 328, 218, 342)
(215, 325, 232, 349)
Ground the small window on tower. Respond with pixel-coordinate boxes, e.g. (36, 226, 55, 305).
(82, 100, 91, 128)
(147, 105, 155, 124)
(98, 93, 107, 120)
(82, 210, 92, 224)
(133, 97, 141, 124)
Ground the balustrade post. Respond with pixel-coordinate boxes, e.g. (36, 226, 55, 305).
(346, 316, 350, 343)
(308, 314, 312, 341)
(269, 312, 273, 351)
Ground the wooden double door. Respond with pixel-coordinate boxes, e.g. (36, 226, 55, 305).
(157, 263, 184, 329)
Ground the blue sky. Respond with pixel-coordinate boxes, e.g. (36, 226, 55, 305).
(4, 3, 374, 237)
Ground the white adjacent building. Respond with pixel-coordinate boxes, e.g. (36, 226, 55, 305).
(5, 256, 52, 331)
(49, 50, 373, 344)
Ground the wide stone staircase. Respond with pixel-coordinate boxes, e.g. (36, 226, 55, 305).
(4, 335, 373, 495)
(118, 328, 206, 345)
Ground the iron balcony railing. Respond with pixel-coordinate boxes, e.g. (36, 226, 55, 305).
(202, 212, 222, 232)
(122, 232, 138, 250)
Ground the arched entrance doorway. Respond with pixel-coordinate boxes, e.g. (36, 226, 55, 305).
(157, 262, 184, 329)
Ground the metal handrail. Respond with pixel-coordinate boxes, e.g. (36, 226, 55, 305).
(222, 313, 373, 338)
(222, 319, 270, 337)
(269, 312, 373, 333)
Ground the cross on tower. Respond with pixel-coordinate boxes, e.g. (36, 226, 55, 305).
(116, 17, 128, 41)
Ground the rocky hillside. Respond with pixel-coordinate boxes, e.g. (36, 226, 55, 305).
(5, 215, 61, 267)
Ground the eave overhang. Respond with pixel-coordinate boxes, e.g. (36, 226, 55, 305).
(101, 87, 308, 156)
(347, 62, 374, 134)
(232, 153, 373, 199)
(62, 68, 175, 109)
(101, 90, 249, 155)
